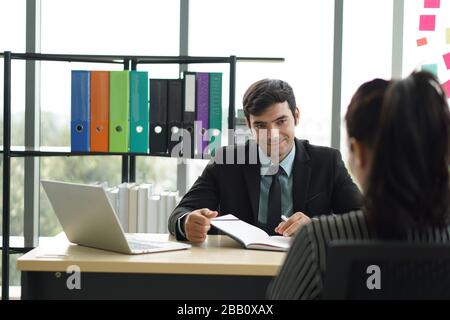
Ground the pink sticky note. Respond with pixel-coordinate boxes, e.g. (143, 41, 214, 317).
(442, 80, 450, 98)
(424, 0, 440, 8)
(444, 52, 450, 70)
(419, 15, 436, 31)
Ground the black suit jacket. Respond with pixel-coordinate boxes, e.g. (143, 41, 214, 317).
(168, 139, 362, 239)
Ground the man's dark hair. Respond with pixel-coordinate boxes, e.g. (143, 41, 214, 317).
(242, 79, 297, 125)
(365, 71, 450, 239)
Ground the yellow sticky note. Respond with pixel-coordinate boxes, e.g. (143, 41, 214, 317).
(447, 28, 450, 44)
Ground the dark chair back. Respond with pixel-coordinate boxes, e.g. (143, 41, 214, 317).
(322, 240, 450, 299)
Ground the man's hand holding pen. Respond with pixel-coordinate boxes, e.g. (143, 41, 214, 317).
(275, 212, 312, 236)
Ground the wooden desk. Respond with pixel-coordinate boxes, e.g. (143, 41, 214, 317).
(17, 233, 286, 299)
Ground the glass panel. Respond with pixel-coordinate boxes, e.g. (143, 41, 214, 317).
(136, 156, 178, 194)
(0, 0, 26, 147)
(40, 0, 180, 146)
(187, 158, 209, 190)
(0, 252, 22, 299)
(0, 0, 26, 53)
(0, 11, 29, 298)
(39, 0, 181, 234)
(403, 0, 450, 85)
(340, 0, 393, 165)
(190, 0, 335, 148)
(41, 0, 179, 55)
(10, 158, 25, 237)
(39, 156, 122, 236)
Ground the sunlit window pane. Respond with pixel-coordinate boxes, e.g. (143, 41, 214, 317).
(340, 0, 393, 164)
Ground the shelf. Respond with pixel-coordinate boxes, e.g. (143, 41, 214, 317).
(0, 146, 213, 159)
(0, 52, 284, 65)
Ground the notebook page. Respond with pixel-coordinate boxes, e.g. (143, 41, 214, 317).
(211, 214, 269, 247)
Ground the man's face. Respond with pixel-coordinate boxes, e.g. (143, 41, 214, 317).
(248, 101, 299, 162)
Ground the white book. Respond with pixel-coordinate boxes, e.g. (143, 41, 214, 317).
(159, 191, 170, 233)
(148, 183, 153, 196)
(118, 182, 135, 232)
(165, 191, 178, 233)
(137, 184, 152, 233)
(147, 195, 160, 233)
(159, 191, 178, 233)
(210, 214, 291, 252)
(105, 186, 119, 215)
(128, 185, 139, 233)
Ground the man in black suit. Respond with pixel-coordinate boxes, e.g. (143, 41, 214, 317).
(168, 79, 362, 243)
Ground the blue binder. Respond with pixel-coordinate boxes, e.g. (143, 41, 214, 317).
(71, 70, 90, 152)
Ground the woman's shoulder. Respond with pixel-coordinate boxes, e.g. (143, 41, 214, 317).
(306, 210, 371, 241)
(305, 211, 450, 243)
(289, 210, 371, 264)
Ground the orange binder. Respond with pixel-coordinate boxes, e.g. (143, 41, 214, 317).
(90, 71, 109, 152)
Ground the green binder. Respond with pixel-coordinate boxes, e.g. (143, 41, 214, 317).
(109, 71, 130, 152)
(130, 71, 149, 153)
(208, 73, 222, 155)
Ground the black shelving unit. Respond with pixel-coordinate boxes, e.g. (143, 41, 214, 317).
(0, 51, 284, 300)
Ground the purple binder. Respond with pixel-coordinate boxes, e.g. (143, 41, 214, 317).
(196, 72, 209, 155)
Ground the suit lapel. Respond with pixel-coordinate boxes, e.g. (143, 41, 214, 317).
(243, 164, 260, 223)
(242, 140, 261, 223)
(293, 139, 311, 213)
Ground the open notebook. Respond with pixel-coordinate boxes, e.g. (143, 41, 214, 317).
(211, 214, 291, 251)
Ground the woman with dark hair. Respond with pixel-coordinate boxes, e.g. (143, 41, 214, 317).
(267, 71, 450, 299)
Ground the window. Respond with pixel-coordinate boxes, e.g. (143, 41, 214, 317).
(39, 0, 181, 236)
(188, 0, 335, 187)
(39, 156, 122, 236)
(339, 0, 393, 166)
(403, 0, 450, 86)
(41, 0, 179, 55)
(0, 253, 22, 297)
(0, 0, 26, 146)
(0, 0, 26, 53)
(0, 0, 27, 296)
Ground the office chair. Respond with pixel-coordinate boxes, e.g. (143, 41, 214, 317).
(322, 240, 450, 299)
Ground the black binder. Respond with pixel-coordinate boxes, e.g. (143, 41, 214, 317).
(149, 79, 168, 153)
(167, 79, 183, 156)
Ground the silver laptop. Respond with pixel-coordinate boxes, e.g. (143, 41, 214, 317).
(41, 180, 191, 254)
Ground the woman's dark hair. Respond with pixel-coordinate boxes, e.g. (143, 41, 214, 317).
(365, 71, 450, 239)
(242, 79, 297, 124)
(345, 78, 391, 147)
